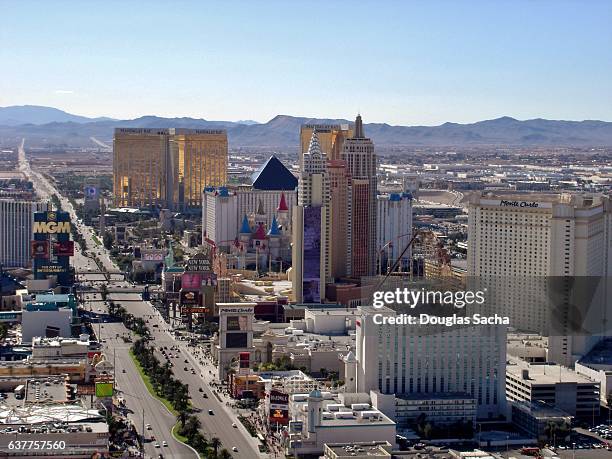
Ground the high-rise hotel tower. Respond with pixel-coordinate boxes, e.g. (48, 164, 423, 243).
(466, 192, 612, 367)
(292, 131, 330, 303)
(0, 199, 48, 268)
(113, 128, 227, 210)
(342, 115, 377, 277)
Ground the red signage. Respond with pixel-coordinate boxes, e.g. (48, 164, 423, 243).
(53, 241, 74, 257)
(31, 240, 49, 259)
(239, 352, 250, 369)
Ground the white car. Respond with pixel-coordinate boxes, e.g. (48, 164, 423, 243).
(232, 447, 238, 452)
(232, 423, 237, 428)
(154, 443, 160, 448)
(146, 424, 151, 430)
(162, 441, 168, 447)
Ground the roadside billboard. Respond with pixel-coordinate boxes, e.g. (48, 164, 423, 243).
(95, 382, 113, 398)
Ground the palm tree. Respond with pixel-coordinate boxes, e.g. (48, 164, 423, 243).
(184, 416, 202, 441)
(177, 410, 189, 428)
(210, 437, 221, 457)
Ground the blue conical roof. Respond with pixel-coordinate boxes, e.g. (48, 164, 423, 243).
(239, 214, 251, 234)
(267, 215, 280, 236)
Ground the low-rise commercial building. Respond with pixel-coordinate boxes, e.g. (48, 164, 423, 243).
(506, 357, 600, 418)
(285, 389, 396, 457)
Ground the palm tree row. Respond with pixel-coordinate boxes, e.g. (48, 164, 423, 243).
(132, 338, 190, 412)
(131, 337, 232, 458)
(108, 301, 149, 337)
(176, 415, 231, 458)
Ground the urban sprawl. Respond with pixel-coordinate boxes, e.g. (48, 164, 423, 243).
(0, 116, 611, 459)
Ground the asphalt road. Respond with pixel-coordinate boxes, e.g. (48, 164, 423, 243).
(109, 292, 264, 459)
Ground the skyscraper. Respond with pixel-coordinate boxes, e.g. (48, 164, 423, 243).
(113, 128, 169, 208)
(327, 160, 351, 279)
(466, 191, 612, 366)
(0, 199, 48, 268)
(342, 115, 377, 278)
(292, 131, 330, 303)
(168, 129, 227, 209)
(299, 123, 353, 165)
(354, 306, 507, 420)
(113, 128, 227, 209)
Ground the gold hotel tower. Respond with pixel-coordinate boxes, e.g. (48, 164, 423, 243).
(113, 128, 227, 209)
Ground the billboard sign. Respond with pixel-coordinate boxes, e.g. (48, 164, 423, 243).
(225, 332, 247, 348)
(239, 352, 250, 368)
(183, 307, 208, 314)
(53, 241, 74, 257)
(302, 206, 322, 303)
(182, 273, 202, 289)
(185, 252, 213, 272)
(141, 249, 165, 261)
(31, 240, 49, 259)
(227, 316, 248, 331)
(269, 389, 289, 424)
(95, 382, 113, 398)
(180, 290, 199, 305)
(84, 185, 98, 200)
(38, 264, 68, 274)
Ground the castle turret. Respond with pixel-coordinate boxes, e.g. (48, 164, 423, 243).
(307, 389, 323, 433)
(343, 351, 357, 393)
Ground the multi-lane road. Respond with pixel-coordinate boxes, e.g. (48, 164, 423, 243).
(21, 140, 263, 458)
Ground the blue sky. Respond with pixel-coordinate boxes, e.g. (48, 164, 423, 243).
(1, 0, 611, 125)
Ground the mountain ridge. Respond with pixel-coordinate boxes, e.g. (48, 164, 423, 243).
(1, 105, 612, 147)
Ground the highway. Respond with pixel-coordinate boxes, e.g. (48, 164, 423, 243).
(21, 140, 263, 458)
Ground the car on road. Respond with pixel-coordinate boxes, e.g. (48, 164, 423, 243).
(203, 393, 208, 398)
(232, 423, 237, 428)
(162, 441, 168, 447)
(208, 410, 214, 415)
(232, 447, 238, 452)
(146, 424, 151, 430)
(183, 367, 188, 371)
(154, 442, 160, 448)
(198, 388, 203, 392)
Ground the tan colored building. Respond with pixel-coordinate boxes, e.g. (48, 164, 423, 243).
(169, 129, 227, 208)
(327, 160, 351, 279)
(113, 128, 169, 208)
(300, 123, 352, 165)
(113, 128, 227, 209)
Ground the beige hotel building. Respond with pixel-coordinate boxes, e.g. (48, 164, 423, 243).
(466, 191, 612, 367)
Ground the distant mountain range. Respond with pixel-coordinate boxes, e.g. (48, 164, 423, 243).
(1, 105, 612, 148)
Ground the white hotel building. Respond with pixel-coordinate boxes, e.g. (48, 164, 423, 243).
(0, 199, 47, 268)
(465, 192, 612, 367)
(376, 192, 413, 272)
(354, 306, 507, 421)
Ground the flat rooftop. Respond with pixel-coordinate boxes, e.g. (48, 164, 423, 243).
(325, 441, 392, 458)
(507, 357, 596, 385)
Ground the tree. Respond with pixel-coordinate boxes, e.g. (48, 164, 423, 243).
(218, 449, 232, 459)
(103, 231, 113, 250)
(210, 437, 221, 457)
